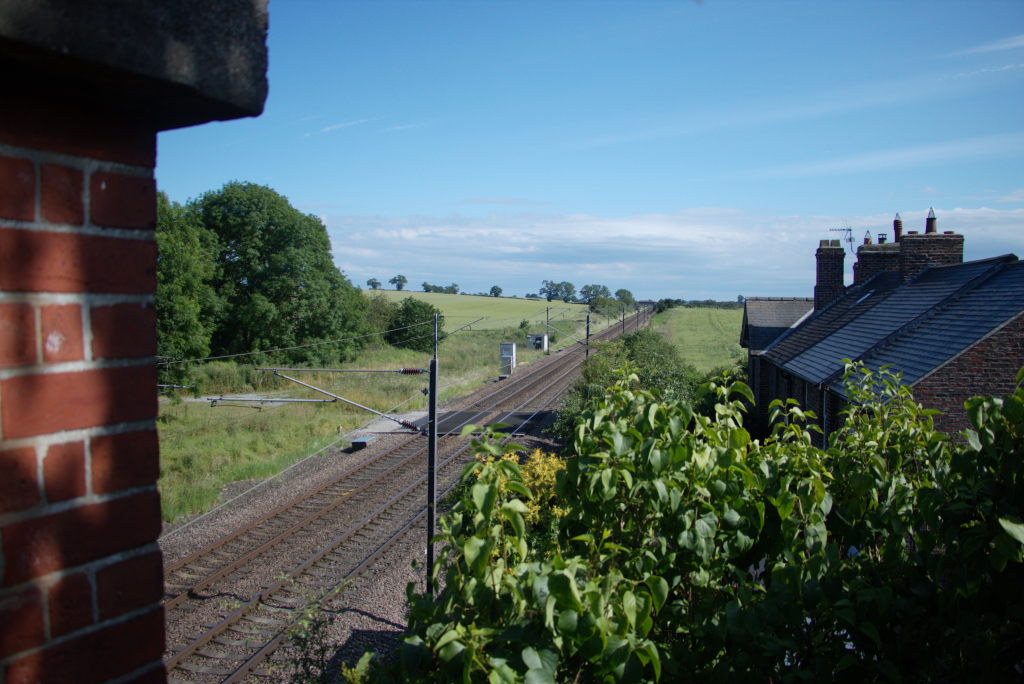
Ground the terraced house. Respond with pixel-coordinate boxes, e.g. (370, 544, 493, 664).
(742, 211, 1024, 441)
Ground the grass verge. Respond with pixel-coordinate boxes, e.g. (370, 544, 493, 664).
(158, 313, 615, 523)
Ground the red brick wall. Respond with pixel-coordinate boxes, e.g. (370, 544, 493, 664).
(0, 96, 166, 683)
(913, 312, 1024, 436)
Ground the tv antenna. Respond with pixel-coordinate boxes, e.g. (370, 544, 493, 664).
(829, 222, 854, 254)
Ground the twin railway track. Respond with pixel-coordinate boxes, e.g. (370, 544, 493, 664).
(161, 312, 646, 682)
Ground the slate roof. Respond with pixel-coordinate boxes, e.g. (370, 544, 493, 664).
(830, 258, 1024, 396)
(740, 298, 814, 352)
(762, 254, 1023, 395)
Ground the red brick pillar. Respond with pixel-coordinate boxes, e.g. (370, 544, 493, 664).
(0, 96, 166, 683)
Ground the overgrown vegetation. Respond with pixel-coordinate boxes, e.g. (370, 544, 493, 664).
(550, 329, 705, 441)
(339, 365, 1023, 682)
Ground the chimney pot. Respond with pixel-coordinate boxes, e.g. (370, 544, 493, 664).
(908, 231, 919, 235)
(894, 212, 903, 242)
(863, 230, 871, 245)
(944, 231, 954, 235)
(878, 233, 887, 244)
(925, 207, 937, 234)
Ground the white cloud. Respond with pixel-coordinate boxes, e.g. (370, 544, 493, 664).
(949, 34, 1024, 56)
(325, 206, 1024, 301)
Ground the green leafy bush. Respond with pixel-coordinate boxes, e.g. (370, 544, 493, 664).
(347, 366, 1023, 682)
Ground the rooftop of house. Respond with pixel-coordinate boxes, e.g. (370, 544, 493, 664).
(761, 253, 1024, 398)
(740, 297, 814, 352)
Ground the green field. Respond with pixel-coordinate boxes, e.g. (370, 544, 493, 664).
(367, 289, 591, 332)
(158, 292, 614, 522)
(651, 306, 745, 373)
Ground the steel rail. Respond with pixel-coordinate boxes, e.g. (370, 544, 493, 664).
(163, 312, 644, 680)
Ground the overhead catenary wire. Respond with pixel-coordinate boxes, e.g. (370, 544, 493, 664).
(156, 319, 436, 366)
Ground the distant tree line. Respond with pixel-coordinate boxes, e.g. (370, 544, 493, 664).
(156, 182, 442, 383)
(422, 281, 460, 294)
(527, 280, 637, 313)
(655, 297, 744, 313)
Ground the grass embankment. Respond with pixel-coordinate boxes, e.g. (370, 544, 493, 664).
(158, 293, 605, 522)
(650, 306, 745, 373)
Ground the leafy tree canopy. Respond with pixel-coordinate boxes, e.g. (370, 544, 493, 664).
(490, 285, 502, 297)
(390, 274, 408, 290)
(579, 283, 611, 304)
(614, 288, 635, 306)
(191, 181, 367, 365)
(155, 191, 221, 381)
(384, 297, 444, 354)
(541, 280, 576, 303)
(366, 277, 381, 290)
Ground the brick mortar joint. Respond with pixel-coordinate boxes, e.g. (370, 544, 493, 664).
(0, 483, 159, 530)
(0, 542, 160, 603)
(0, 356, 154, 382)
(0, 143, 154, 177)
(0, 221, 155, 241)
(0, 293, 153, 306)
(0, 599, 163, 669)
(0, 419, 157, 453)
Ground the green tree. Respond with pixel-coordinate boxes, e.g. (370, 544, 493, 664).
(588, 295, 620, 317)
(385, 297, 444, 353)
(192, 181, 367, 365)
(155, 191, 221, 380)
(614, 288, 635, 306)
(390, 274, 408, 290)
(490, 285, 502, 297)
(366, 277, 381, 290)
(579, 283, 611, 304)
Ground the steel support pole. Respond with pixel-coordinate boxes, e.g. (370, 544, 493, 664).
(426, 314, 438, 596)
(586, 313, 591, 359)
(546, 307, 550, 354)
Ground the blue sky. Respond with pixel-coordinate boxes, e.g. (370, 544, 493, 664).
(156, 0, 1024, 301)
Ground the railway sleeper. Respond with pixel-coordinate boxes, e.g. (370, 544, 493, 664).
(176, 660, 238, 676)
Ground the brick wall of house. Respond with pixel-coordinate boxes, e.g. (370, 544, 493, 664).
(912, 312, 1024, 436)
(0, 95, 166, 684)
(853, 243, 900, 285)
(899, 232, 964, 282)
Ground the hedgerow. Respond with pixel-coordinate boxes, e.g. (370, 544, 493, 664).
(344, 365, 1024, 683)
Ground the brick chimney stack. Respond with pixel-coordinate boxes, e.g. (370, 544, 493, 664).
(814, 239, 845, 310)
(899, 209, 964, 281)
(893, 212, 903, 242)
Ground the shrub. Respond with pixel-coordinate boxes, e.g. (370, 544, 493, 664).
(348, 365, 1024, 682)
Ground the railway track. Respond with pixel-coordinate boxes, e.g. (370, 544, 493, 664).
(162, 310, 647, 682)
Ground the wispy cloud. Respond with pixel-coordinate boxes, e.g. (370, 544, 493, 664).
(574, 65, 1020, 150)
(305, 119, 373, 137)
(461, 197, 550, 206)
(949, 33, 1024, 56)
(997, 189, 1024, 203)
(951, 63, 1024, 79)
(748, 132, 1024, 179)
(380, 122, 428, 132)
